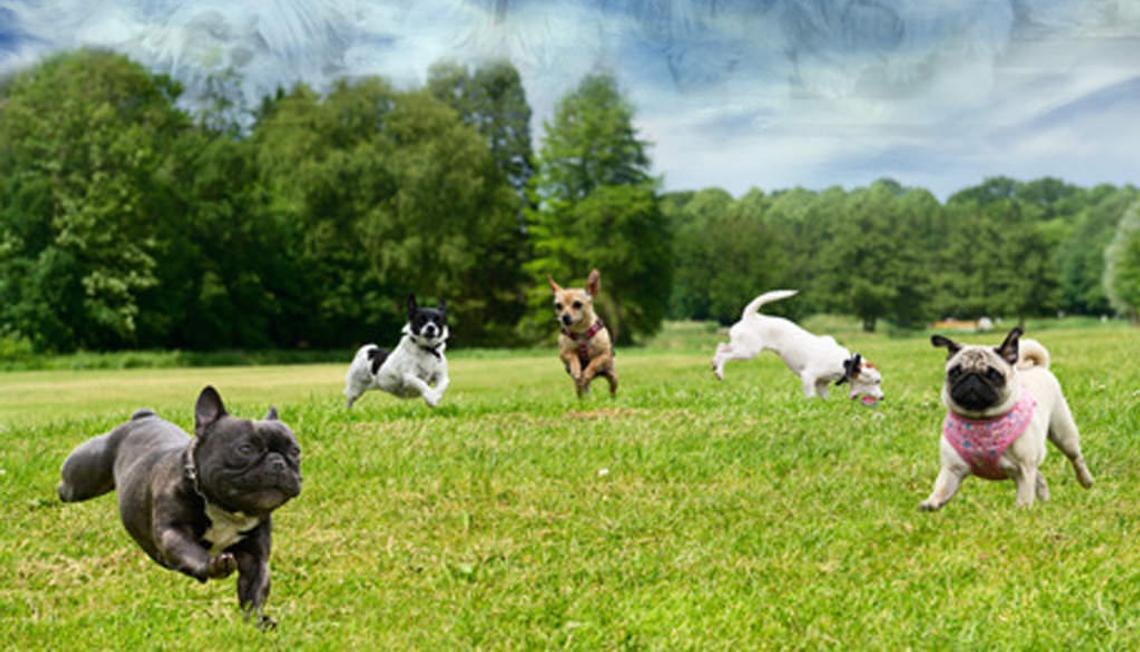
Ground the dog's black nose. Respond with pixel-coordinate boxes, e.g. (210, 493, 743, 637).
(561, 314, 572, 326)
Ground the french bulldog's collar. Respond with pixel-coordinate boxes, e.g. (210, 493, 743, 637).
(183, 440, 204, 498)
(943, 390, 1037, 480)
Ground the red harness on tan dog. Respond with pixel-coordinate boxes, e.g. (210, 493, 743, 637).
(562, 320, 604, 369)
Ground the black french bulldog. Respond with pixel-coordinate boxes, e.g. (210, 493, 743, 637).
(57, 386, 301, 628)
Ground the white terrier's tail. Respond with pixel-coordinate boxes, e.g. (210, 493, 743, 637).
(1017, 338, 1050, 370)
(741, 289, 798, 318)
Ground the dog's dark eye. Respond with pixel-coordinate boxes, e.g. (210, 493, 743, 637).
(238, 443, 258, 456)
(572, 301, 583, 309)
(985, 368, 1003, 383)
(948, 366, 963, 379)
(288, 446, 301, 460)
(554, 302, 562, 310)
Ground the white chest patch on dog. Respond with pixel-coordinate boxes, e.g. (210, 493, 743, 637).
(202, 502, 260, 555)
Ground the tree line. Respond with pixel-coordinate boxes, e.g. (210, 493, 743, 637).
(1, 50, 1137, 352)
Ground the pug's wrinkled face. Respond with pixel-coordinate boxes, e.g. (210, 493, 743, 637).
(932, 327, 1022, 417)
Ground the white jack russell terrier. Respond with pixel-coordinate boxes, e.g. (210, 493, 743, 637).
(712, 290, 884, 404)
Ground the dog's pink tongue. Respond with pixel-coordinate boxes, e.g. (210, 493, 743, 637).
(860, 396, 879, 407)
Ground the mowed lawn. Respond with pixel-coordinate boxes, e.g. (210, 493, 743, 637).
(1, 325, 1138, 649)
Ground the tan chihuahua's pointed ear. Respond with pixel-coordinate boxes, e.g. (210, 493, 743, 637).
(547, 275, 562, 293)
(586, 269, 601, 297)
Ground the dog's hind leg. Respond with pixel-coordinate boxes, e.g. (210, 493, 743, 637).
(58, 430, 121, 502)
(1047, 395, 1094, 488)
(1035, 472, 1050, 502)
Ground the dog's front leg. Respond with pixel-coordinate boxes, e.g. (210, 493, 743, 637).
(433, 369, 450, 398)
(157, 524, 235, 582)
(233, 522, 275, 629)
(801, 376, 818, 398)
(580, 354, 613, 398)
(919, 467, 966, 511)
(561, 351, 584, 396)
(1014, 464, 1039, 508)
(402, 374, 441, 407)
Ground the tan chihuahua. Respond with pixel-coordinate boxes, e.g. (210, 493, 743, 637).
(548, 269, 618, 399)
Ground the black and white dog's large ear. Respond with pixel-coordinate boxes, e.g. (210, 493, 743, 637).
(438, 298, 446, 315)
(407, 293, 418, 319)
(836, 354, 862, 386)
(994, 326, 1023, 365)
(931, 334, 962, 358)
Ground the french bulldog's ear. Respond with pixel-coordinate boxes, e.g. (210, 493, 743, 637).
(547, 275, 562, 293)
(407, 293, 417, 317)
(265, 406, 279, 421)
(931, 334, 961, 358)
(437, 298, 446, 313)
(586, 269, 601, 297)
(995, 326, 1023, 365)
(195, 386, 227, 435)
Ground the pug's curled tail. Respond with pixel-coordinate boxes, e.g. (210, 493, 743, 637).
(1017, 338, 1050, 370)
(741, 289, 798, 318)
(56, 411, 152, 502)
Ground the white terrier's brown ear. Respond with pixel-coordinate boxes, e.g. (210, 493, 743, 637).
(547, 275, 562, 293)
(586, 269, 601, 297)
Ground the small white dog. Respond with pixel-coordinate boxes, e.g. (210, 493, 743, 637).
(712, 290, 884, 404)
(344, 294, 450, 408)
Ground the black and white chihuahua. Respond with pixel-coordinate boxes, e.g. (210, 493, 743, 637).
(344, 294, 450, 408)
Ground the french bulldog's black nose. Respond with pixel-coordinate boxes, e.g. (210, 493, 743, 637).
(561, 314, 572, 326)
(269, 456, 287, 473)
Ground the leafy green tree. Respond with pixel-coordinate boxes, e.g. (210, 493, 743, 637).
(427, 60, 535, 201)
(526, 72, 669, 344)
(535, 73, 652, 202)
(1059, 186, 1138, 315)
(0, 50, 187, 350)
(253, 79, 523, 346)
(817, 180, 934, 331)
(1104, 200, 1140, 321)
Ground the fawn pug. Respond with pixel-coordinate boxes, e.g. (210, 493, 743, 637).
(920, 327, 1094, 510)
(548, 269, 617, 398)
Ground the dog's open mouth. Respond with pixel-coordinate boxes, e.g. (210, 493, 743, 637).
(859, 395, 879, 407)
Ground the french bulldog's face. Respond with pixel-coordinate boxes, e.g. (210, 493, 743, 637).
(548, 269, 599, 329)
(932, 327, 1022, 415)
(194, 387, 302, 515)
(407, 294, 447, 344)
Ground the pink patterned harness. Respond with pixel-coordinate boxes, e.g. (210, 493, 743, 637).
(942, 392, 1037, 480)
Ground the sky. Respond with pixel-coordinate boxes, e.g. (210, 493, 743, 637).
(1, 0, 1139, 198)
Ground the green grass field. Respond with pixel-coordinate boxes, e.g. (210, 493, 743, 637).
(2, 323, 1138, 649)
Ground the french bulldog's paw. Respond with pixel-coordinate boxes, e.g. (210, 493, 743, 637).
(918, 500, 940, 512)
(256, 614, 278, 631)
(207, 552, 237, 579)
(423, 391, 441, 408)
